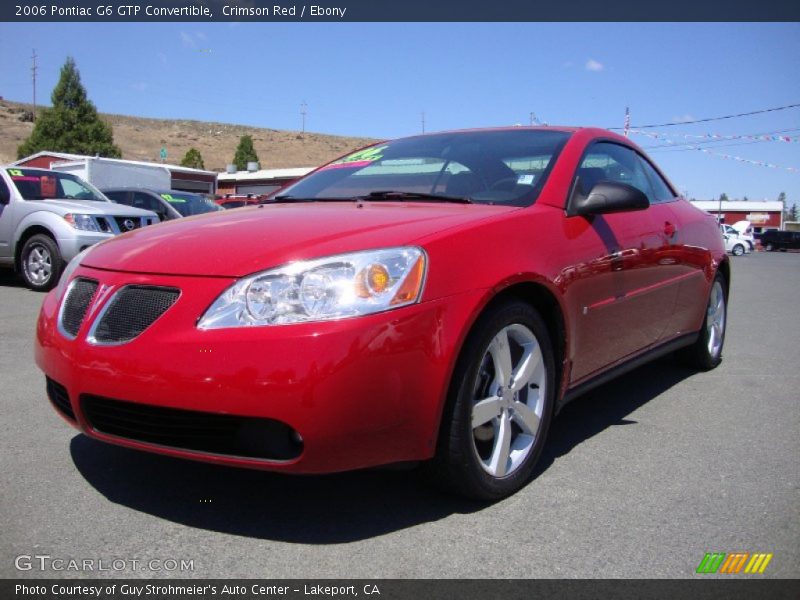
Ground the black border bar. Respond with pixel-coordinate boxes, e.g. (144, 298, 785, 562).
(2, 0, 799, 22)
(5, 579, 800, 600)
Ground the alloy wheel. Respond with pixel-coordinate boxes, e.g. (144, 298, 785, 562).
(706, 280, 726, 358)
(470, 324, 546, 478)
(25, 244, 53, 286)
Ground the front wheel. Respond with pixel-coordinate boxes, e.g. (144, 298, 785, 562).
(678, 272, 727, 370)
(428, 301, 555, 500)
(20, 234, 63, 291)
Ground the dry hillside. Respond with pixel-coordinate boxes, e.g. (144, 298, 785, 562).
(0, 99, 376, 171)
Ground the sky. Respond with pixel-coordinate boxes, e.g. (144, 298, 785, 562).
(0, 22, 799, 203)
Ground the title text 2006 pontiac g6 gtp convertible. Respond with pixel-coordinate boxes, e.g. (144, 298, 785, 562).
(35, 127, 728, 499)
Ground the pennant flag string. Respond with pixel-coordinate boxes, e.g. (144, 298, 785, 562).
(631, 130, 799, 173)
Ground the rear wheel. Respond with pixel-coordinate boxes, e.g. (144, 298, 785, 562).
(429, 301, 555, 500)
(678, 272, 727, 370)
(732, 244, 744, 256)
(20, 234, 63, 291)
(765, 242, 775, 251)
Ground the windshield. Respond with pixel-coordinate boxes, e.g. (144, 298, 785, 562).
(159, 192, 224, 217)
(6, 168, 109, 202)
(275, 129, 571, 207)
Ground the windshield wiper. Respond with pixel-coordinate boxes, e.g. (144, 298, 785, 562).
(270, 195, 359, 203)
(359, 191, 471, 204)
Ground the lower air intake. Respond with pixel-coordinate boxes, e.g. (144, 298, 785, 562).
(81, 395, 303, 461)
(46, 377, 76, 422)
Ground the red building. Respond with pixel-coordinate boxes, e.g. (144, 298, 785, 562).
(216, 167, 314, 196)
(690, 201, 784, 232)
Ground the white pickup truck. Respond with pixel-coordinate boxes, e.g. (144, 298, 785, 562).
(0, 166, 158, 290)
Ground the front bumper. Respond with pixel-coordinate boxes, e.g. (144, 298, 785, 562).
(35, 265, 483, 473)
(56, 232, 114, 262)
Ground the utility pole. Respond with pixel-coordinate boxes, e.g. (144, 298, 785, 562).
(530, 112, 534, 126)
(421, 111, 425, 134)
(300, 101, 307, 134)
(31, 49, 38, 121)
(623, 106, 630, 137)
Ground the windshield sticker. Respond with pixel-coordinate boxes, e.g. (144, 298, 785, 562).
(517, 174, 535, 186)
(7, 169, 39, 181)
(161, 194, 186, 203)
(321, 145, 389, 171)
(40, 176, 56, 198)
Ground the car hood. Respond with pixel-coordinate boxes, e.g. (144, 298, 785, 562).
(81, 201, 516, 277)
(38, 199, 156, 217)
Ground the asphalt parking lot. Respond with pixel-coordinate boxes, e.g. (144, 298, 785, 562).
(1, 252, 798, 579)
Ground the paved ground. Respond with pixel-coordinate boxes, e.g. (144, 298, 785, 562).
(1, 252, 798, 579)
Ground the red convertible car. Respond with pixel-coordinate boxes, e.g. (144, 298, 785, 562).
(35, 127, 728, 499)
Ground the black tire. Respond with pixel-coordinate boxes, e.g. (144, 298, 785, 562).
(765, 242, 774, 251)
(678, 272, 727, 371)
(20, 234, 63, 291)
(732, 244, 744, 256)
(427, 301, 556, 500)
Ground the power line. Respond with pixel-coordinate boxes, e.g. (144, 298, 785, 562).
(610, 102, 800, 130)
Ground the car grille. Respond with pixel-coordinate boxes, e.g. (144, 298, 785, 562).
(60, 278, 98, 338)
(90, 286, 179, 344)
(46, 378, 76, 422)
(81, 395, 303, 460)
(113, 216, 144, 232)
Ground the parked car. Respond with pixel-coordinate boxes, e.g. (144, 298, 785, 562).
(0, 167, 158, 291)
(720, 222, 754, 251)
(760, 229, 800, 251)
(35, 127, 729, 500)
(722, 231, 748, 256)
(216, 194, 263, 209)
(103, 188, 224, 221)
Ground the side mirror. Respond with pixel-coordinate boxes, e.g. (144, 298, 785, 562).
(571, 181, 649, 216)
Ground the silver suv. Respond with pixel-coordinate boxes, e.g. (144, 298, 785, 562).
(0, 166, 158, 291)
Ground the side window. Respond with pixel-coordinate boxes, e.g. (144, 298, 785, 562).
(132, 192, 162, 213)
(637, 156, 676, 203)
(575, 142, 654, 201)
(105, 191, 131, 205)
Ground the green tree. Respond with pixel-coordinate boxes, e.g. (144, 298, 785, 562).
(180, 147, 205, 170)
(784, 201, 798, 223)
(232, 135, 259, 171)
(778, 191, 786, 204)
(719, 193, 729, 202)
(17, 57, 121, 159)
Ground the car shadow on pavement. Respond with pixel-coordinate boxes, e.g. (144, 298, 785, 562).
(0, 270, 28, 289)
(534, 357, 696, 477)
(69, 356, 694, 543)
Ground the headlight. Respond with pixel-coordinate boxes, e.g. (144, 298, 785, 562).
(198, 247, 426, 329)
(64, 213, 101, 232)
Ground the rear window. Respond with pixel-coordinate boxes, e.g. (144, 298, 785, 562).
(159, 192, 222, 217)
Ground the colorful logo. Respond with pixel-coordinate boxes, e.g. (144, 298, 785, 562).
(696, 552, 773, 574)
